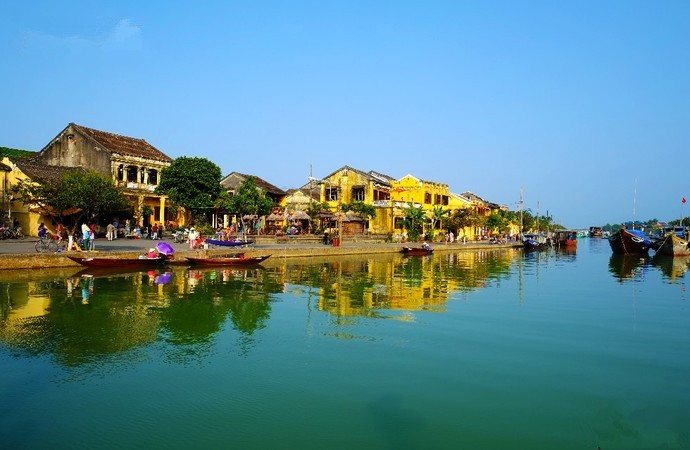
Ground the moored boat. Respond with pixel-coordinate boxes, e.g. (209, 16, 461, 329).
(653, 233, 690, 256)
(205, 239, 254, 247)
(522, 233, 547, 250)
(401, 246, 433, 255)
(608, 228, 650, 255)
(67, 255, 167, 267)
(589, 226, 603, 238)
(555, 230, 578, 248)
(185, 255, 271, 266)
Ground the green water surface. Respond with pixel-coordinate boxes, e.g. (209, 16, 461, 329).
(1, 239, 689, 449)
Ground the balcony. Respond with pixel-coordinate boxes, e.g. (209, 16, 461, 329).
(393, 201, 422, 209)
(372, 200, 390, 207)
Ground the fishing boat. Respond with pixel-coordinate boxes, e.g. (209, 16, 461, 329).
(185, 255, 271, 266)
(522, 233, 547, 250)
(401, 246, 433, 255)
(608, 228, 651, 255)
(589, 226, 603, 238)
(653, 233, 690, 256)
(555, 230, 578, 248)
(67, 255, 167, 267)
(205, 239, 254, 247)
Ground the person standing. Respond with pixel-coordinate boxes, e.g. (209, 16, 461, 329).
(89, 222, 96, 250)
(188, 227, 197, 249)
(81, 223, 91, 251)
(106, 222, 115, 241)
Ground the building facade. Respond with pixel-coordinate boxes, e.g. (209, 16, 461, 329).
(35, 123, 174, 227)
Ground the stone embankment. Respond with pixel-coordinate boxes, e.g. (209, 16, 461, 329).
(0, 242, 522, 270)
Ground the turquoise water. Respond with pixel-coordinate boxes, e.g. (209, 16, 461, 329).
(1, 240, 689, 449)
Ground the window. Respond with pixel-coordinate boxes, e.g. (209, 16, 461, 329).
(352, 187, 365, 201)
(148, 169, 158, 185)
(117, 164, 124, 181)
(126, 166, 138, 182)
(424, 192, 431, 204)
(327, 188, 339, 201)
(394, 218, 405, 229)
(442, 195, 449, 206)
(434, 194, 441, 205)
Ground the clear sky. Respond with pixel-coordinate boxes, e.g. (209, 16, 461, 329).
(1, 1, 689, 228)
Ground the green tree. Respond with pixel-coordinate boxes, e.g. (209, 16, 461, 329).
(403, 205, 425, 242)
(156, 157, 222, 219)
(306, 201, 331, 233)
(428, 206, 450, 240)
(448, 208, 484, 239)
(220, 176, 274, 238)
(485, 212, 506, 235)
(11, 171, 130, 232)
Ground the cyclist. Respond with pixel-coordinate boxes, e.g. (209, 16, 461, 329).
(38, 222, 49, 239)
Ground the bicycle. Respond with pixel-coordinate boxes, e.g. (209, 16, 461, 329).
(35, 236, 58, 253)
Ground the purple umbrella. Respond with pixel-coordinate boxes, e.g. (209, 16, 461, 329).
(156, 241, 174, 256)
(155, 272, 172, 285)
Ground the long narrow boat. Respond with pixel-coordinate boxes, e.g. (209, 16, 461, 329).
(185, 255, 271, 266)
(67, 255, 166, 267)
(608, 228, 651, 255)
(653, 233, 690, 256)
(401, 246, 433, 255)
(205, 239, 254, 247)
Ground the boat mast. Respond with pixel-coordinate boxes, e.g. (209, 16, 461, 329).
(632, 178, 637, 230)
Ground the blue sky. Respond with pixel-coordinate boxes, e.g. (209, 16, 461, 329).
(2, 1, 689, 227)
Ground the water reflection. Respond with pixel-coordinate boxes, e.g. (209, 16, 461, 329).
(608, 255, 650, 283)
(0, 251, 522, 365)
(651, 255, 690, 282)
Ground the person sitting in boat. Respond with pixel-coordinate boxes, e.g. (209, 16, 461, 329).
(146, 248, 159, 259)
(422, 241, 431, 251)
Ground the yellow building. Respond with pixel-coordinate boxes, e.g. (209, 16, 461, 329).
(389, 174, 475, 240)
(317, 166, 395, 235)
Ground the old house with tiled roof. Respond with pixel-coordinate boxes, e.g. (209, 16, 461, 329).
(220, 172, 286, 205)
(33, 123, 175, 226)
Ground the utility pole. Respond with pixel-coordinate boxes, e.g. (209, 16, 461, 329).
(519, 188, 523, 236)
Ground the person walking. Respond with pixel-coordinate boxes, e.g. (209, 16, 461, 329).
(188, 227, 197, 250)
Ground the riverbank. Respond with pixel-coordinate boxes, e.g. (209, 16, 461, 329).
(0, 240, 522, 270)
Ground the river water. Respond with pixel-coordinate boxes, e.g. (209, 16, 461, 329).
(1, 239, 689, 449)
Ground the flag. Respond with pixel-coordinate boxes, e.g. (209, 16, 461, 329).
(683, 197, 687, 204)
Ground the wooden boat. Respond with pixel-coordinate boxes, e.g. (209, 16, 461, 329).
(205, 239, 254, 247)
(185, 255, 271, 266)
(522, 233, 547, 250)
(589, 226, 603, 238)
(67, 255, 166, 267)
(653, 233, 690, 256)
(555, 230, 578, 248)
(401, 246, 433, 255)
(608, 228, 650, 255)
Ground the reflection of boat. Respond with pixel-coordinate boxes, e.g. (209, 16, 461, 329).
(555, 230, 578, 248)
(401, 246, 433, 255)
(205, 239, 254, 247)
(589, 226, 603, 238)
(74, 266, 152, 278)
(608, 228, 650, 254)
(67, 255, 166, 267)
(652, 255, 690, 280)
(185, 255, 271, 266)
(653, 233, 690, 256)
(523, 234, 547, 250)
(608, 254, 648, 282)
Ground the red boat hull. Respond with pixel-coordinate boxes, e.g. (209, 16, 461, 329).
(67, 255, 166, 267)
(609, 229, 650, 255)
(401, 247, 433, 255)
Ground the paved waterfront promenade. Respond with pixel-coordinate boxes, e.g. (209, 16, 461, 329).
(0, 236, 522, 270)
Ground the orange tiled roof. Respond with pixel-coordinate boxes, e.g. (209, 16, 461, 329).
(72, 123, 172, 162)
